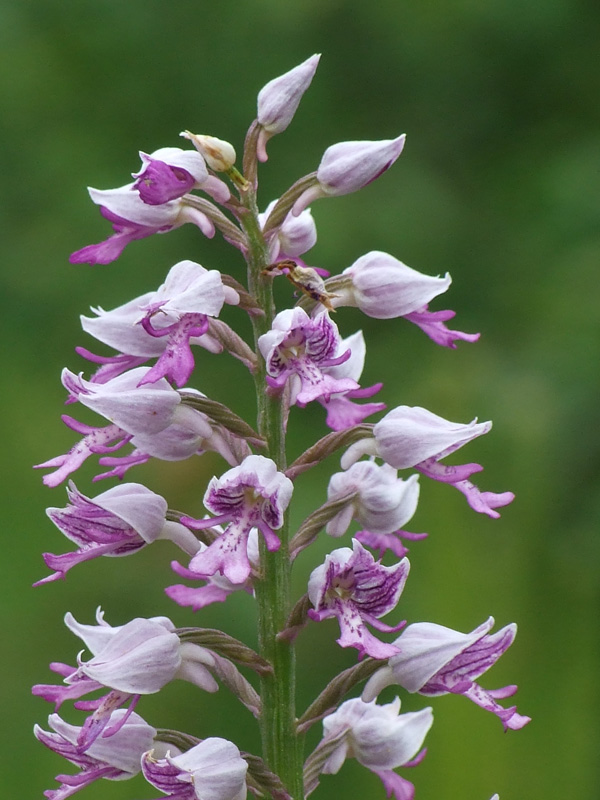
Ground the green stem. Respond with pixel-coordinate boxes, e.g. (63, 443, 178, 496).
(239, 192, 304, 800)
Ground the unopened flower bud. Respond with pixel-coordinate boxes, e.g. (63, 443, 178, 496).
(260, 200, 317, 261)
(181, 131, 237, 172)
(256, 54, 321, 161)
(292, 135, 406, 215)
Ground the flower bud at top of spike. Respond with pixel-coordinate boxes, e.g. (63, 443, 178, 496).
(257, 54, 320, 133)
(319, 136, 406, 192)
(256, 54, 321, 161)
(181, 131, 237, 172)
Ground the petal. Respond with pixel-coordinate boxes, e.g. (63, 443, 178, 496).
(75, 618, 181, 694)
(386, 618, 498, 692)
(88, 184, 183, 228)
(374, 406, 492, 469)
(171, 738, 248, 800)
(47, 710, 156, 774)
(342, 252, 451, 319)
(90, 483, 168, 542)
(403, 307, 480, 348)
(354, 705, 433, 770)
(63, 367, 181, 436)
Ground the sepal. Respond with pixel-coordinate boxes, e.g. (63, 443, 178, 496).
(292, 136, 406, 216)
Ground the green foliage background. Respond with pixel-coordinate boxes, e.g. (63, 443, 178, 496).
(1, 1, 599, 797)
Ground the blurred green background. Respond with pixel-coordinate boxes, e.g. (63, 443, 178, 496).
(1, 1, 599, 797)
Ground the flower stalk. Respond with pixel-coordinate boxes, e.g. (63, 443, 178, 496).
(238, 184, 303, 798)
